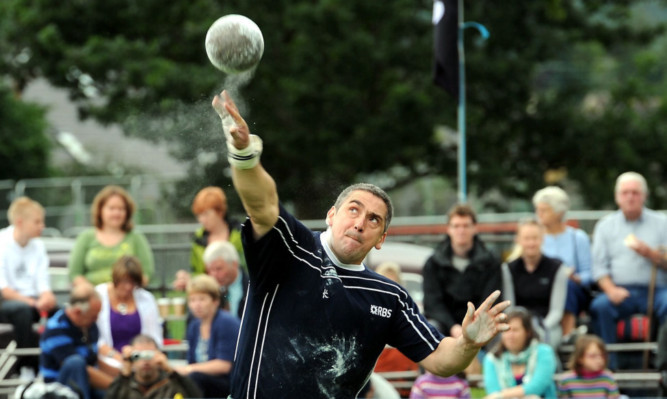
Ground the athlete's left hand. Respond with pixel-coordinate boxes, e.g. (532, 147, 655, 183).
(461, 290, 510, 347)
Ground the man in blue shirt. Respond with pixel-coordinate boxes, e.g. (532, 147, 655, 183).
(591, 171, 667, 369)
(40, 284, 113, 399)
(212, 90, 511, 398)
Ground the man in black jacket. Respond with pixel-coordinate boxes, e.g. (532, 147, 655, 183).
(423, 204, 502, 338)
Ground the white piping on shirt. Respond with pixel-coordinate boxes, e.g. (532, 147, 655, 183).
(246, 288, 272, 399)
(253, 284, 279, 399)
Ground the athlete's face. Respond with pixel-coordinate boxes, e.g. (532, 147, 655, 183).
(326, 190, 387, 265)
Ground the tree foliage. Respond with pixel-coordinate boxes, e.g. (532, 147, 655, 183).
(2, 0, 667, 216)
(464, 1, 667, 210)
(0, 86, 51, 183)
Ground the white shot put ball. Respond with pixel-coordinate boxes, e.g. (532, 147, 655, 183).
(205, 14, 264, 74)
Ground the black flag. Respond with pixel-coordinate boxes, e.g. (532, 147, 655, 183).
(433, 0, 458, 98)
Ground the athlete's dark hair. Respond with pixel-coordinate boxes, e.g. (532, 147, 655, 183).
(334, 183, 393, 233)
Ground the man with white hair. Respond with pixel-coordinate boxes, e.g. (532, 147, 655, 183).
(202, 240, 248, 318)
(591, 171, 667, 369)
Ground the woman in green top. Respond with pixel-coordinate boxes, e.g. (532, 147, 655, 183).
(173, 186, 244, 290)
(68, 185, 154, 286)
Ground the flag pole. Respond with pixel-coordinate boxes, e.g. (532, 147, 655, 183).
(456, 0, 489, 203)
(456, 0, 466, 203)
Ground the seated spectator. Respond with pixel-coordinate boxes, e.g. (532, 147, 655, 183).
(483, 307, 558, 399)
(40, 283, 114, 399)
(502, 219, 569, 348)
(423, 204, 501, 338)
(373, 262, 419, 398)
(173, 186, 245, 291)
(558, 334, 620, 398)
(96, 256, 162, 371)
(410, 371, 470, 399)
(68, 185, 154, 287)
(174, 275, 240, 398)
(0, 197, 57, 377)
(173, 241, 248, 318)
(104, 334, 202, 399)
(533, 186, 593, 341)
(590, 172, 667, 370)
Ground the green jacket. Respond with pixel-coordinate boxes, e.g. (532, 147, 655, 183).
(189, 225, 245, 275)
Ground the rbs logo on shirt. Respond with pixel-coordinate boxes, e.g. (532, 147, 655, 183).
(370, 304, 392, 318)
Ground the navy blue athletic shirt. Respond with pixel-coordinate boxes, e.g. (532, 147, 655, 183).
(230, 205, 443, 398)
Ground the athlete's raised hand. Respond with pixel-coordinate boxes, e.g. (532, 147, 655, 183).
(212, 90, 251, 151)
(461, 290, 510, 347)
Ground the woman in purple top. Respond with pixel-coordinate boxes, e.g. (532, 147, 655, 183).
(95, 256, 162, 370)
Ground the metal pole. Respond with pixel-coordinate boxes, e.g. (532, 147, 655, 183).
(457, 0, 466, 203)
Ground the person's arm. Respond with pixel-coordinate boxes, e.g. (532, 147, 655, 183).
(419, 291, 510, 376)
(36, 290, 56, 312)
(591, 221, 613, 286)
(500, 263, 515, 306)
(480, 255, 503, 301)
(0, 287, 36, 306)
(31, 241, 52, 294)
(422, 259, 456, 332)
(178, 359, 232, 375)
(574, 230, 593, 286)
(213, 91, 279, 240)
(521, 344, 557, 396)
(543, 265, 568, 330)
(87, 365, 114, 389)
(68, 230, 92, 283)
(131, 232, 154, 283)
(138, 289, 163, 347)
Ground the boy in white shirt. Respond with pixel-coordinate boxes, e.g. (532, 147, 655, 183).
(0, 197, 57, 375)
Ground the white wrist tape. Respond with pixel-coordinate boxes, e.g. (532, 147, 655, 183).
(227, 134, 263, 169)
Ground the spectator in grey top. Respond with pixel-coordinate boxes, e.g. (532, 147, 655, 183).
(590, 171, 667, 370)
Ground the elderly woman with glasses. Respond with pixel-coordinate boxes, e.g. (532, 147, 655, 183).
(95, 256, 162, 371)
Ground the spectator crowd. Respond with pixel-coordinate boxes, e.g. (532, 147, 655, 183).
(1, 170, 665, 398)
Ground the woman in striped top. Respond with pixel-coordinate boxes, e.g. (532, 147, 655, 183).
(558, 334, 620, 398)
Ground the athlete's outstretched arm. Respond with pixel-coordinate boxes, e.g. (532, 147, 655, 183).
(212, 90, 279, 239)
(420, 291, 510, 376)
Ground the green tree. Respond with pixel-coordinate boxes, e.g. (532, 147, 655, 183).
(3, 0, 667, 216)
(463, 1, 667, 210)
(0, 86, 51, 185)
(0, 0, 450, 218)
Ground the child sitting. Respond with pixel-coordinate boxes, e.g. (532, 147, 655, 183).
(558, 334, 620, 398)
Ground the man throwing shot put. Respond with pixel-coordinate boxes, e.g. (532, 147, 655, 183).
(212, 91, 510, 398)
